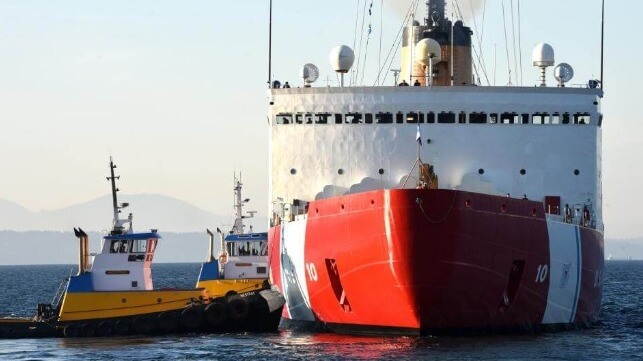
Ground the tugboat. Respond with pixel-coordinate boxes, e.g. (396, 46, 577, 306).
(0, 160, 284, 338)
(196, 175, 283, 331)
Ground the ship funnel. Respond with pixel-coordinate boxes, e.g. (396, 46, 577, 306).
(329, 45, 355, 87)
(532, 43, 555, 86)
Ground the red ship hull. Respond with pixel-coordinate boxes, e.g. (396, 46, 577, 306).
(268, 189, 604, 335)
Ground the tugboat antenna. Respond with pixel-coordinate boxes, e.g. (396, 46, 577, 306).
(107, 157, 120, 225)
(600, 0, 605, 90)
(268, 0, 273, 89)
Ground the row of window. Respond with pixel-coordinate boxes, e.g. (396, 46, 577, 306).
(275, 111, 593, 125)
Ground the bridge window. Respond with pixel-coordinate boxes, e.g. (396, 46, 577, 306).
(396, 112, 404, 124)
(364, 113, 373, 124)
(574, 113, 591, 124)
(426, 112, 435, 123)
(131, 239, 148, 254)
(376, 112, 393, 124)
(406, 112, 424, 123)
(276, 113, 292, 124)
(345, 113, 362, 124)
(469, 112, 487, 124)
(334, 114, 343, 124)
(315, 113, 331, 124)
(458, 112, 466, 124)
(532, 113, 550, 124)
(438, 111, 455, 123)
(501, 112, 519, 124)
(521, 113, 530, 124)
(489, 113, 498, 124)
(562, 113, 571, 124)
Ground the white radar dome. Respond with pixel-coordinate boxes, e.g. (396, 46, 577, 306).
(532, 43, 555, 67)
(415, 38, 442, 66)
(329, 45, 355, 73)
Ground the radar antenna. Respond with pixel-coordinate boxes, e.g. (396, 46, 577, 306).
(554, 63, 574, 87)
(301, 63, 320, 87)
(106, 157, 131, 235)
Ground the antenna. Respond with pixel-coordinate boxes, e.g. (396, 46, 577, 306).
(554, 63, 574, 87)
(329, 45, 355, 87)
(268, 0, 273, 89)
(600, 0, 605, 90)
(300, 63, 320, 87)
(532, 43, 555, 87)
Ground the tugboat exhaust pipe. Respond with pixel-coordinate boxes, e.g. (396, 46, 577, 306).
(73, 228, 90, 275)
(206, 228, 215, 262)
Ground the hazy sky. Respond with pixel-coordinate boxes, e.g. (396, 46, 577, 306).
(0, 0, 639, 238)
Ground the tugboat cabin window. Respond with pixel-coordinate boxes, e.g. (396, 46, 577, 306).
(226, 241, 267, 256)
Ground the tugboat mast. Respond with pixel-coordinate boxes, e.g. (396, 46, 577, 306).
(106, 157, 130, 235)
(230, 174, 256, 235)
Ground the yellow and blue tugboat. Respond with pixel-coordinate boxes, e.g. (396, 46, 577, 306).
(0, 160, 284, 338)
(195, 175, 283, 331)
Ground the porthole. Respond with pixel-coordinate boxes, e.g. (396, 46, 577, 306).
(574, 169, 580, 176)
(478, 168, 484, 175)
(378, 168, 385, 175)
(338, 168, 344, 175)
(520, 169, 526, 175)
(426, 138, 432, 144)
(290, 168, 297, 175)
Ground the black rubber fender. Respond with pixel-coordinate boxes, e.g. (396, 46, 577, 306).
(114, 319, 130, 336)
(96, 320, 113, 337)
(63, 323, 80, 338)
(157, 312, 179, 332)
(180, 306, 204, 330)
(226, 295, 249, 322)
(205, 298, 227, 327)
(79, 323, 95, 337)
(132, 316, 154, 335)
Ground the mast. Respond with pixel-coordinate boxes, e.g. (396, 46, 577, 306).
(107, 157, 130, 234)
(268, 0, 273, 89)
(107, 157, 120, 226)
(600, 0, 605, 89)
(425, 0, 446, 27)
(231, 173, 256, 235)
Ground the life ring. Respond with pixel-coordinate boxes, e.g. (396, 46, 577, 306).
(114, 319, 130, 336)
(63, 323, 79, 338)
(96, 320, 113, 337)
(132, 316, 154, 335)
(180, 306, 204, 330)
(219, 254, 228, 264)
(226, 295, 249, 322)
(205, 298, 227, 327)
(157, 312, 179, 332)
(79, 323, 95, 337)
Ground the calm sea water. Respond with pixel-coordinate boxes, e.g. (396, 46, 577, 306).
(0, 262, 641, 360)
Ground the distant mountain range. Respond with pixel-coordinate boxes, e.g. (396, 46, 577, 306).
(0, 194, 267, 233)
